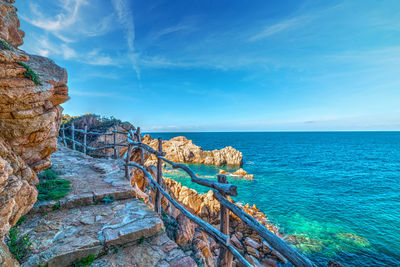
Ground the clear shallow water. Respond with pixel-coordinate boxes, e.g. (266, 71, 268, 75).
(148, 132, 400, 266)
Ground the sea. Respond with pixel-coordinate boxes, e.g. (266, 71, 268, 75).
(148, 132, 400, 267)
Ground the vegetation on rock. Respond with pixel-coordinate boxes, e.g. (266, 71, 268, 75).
(36, 168, 71, 201)
(7, 217, 32, 263)
(17, 61, 43, 85)
(38, 167, 58, 180)
(0, 38, 11, 50)
(70, 254, 95, 267)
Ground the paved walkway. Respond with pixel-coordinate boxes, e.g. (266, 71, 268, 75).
(17, 145, 196, 267)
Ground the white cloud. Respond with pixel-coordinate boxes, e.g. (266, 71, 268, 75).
(28, 0, 88, 32)
(249, 16, 311, 42)
(112, 0, 142, 85)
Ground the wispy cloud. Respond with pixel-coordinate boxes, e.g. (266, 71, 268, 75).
(22, 0, 116, 43)
(70, 90, 135, 100)
(112, 0, 141, 85)
(249, 16, 311, 42)
(26, 0, 88, 38)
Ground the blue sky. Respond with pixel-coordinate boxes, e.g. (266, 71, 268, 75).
(16, 0, 400, 131)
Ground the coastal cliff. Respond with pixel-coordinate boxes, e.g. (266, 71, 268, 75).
(0, 0, 69, 258)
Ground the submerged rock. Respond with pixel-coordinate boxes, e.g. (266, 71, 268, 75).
(231, 168, 254, 179)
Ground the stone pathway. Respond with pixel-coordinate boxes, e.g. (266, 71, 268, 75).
(17, 145, 197, 267)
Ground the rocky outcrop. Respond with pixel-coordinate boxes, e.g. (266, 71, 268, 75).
(0, 51, 69, 172)
(0, 0, 24, 48)
(0, 1, 69, 264)
(0, 137, 37, 240)
(0, 0, 69, 173)
(143, 135, 243, 166)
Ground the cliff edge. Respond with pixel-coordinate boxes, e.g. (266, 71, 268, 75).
(0, 0, 69, 246)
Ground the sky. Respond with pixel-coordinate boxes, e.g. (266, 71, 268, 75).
(15, 0, 400, 132)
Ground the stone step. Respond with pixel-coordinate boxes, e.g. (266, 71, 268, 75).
(92, 233, 197, 267)
(20, 199, 163, 267)
(31, 146, 136, 213)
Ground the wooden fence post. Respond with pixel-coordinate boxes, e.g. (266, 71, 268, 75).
(155, 137, 163, 215)
(71, 123, 75, 150)
(217, 175, 233, 267)
(125, 144, 132, 180)
(83, 124, 87, 154)
(113, 125, 117, 158)
(137, 127, 144, 165)
(61, 125, 67, 146)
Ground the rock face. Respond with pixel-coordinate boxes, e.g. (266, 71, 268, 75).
(0, 1, 69, 173)
(0, 137, 38, 240)
(0, 1, 69, 262)
(143, 135, 243, 166)
(0, 0, 24, 48)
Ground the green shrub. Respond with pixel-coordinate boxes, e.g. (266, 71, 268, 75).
(70, 254, 95, 267)
(17, 62, 43, 85)
(7, 226, 32, 263)
(38, 168, 58, 180)
(0, 39, 11, 50)
(36, 179, 71, 201)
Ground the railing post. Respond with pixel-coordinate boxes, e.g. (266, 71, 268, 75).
(137, 127, 144, 165)
(71, 123, 75, 150)
(113, 125, 117, 158)
(217, 175, 233, 267)
(83, 124, 87, 154)
(155, 137, 163, 215)
(125, 144, 132, 180)
(61, 124, 67, 146)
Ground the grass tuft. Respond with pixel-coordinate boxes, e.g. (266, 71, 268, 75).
(38, 168, 58, 180)
(7, 226, 32, 263)
(17, 62, 43, 85)
(36, 179, 71, 201)
(70, 254, 95, 267)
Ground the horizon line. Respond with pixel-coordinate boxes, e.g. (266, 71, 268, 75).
(145, 130, 400, 133)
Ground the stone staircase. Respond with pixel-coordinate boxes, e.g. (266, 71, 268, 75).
(16, 145, 196, 267)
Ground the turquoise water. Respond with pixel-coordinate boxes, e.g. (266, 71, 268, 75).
(149, 132, 400, 266)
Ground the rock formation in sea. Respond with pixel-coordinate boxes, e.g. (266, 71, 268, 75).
(219, 168, 254, 179)
(142, 135, 243, 166)
(0, 0, 69, 256)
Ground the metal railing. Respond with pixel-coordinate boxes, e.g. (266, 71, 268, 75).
(59, 123, 315, 267)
